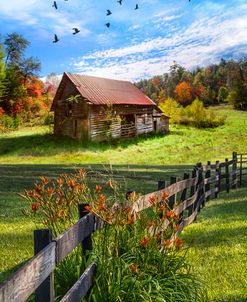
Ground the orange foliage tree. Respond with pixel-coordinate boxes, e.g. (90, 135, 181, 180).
(174, 81, 193, 105)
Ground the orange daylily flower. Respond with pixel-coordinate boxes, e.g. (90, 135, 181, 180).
(161, 191, 169, 200)
(127, 214, 135, 224)
(57, 178, 64, 187)
(27, 190, 35, 197)
(147, 220, 154, 228)
(40, 176, 49, 185)
(164, 239, 172, 248)
(175, 238, 183, 248)
(31, 202, 39, 213)
(166, 210, 177, 219)
(46, 187, 54, 195)
(85, 205, 93, 212)
(156, 233, 162, 242)
(68, 179, 77, 188)
(34, 183, 42, 194)
(149, 194, 158, 205)
(79, 169, 86, 177)
(140, 237, 151, 248)
(129, 263, 138, 274)
(99, 194, 106, 203)
(95, 185, 102, 193)
(174, 224, 183, 231)
(106, 180, 114, 188)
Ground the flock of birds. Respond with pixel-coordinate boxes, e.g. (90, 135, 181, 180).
(52, 0, 140, 43)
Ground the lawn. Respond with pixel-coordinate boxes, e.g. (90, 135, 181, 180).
(182, 187, 247, 302)
(0, 105, 246, 300)
(0, 105, 246, 165)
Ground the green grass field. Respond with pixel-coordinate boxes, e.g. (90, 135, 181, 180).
(0, 105, 246, 165)
(0, 105, 246, 300)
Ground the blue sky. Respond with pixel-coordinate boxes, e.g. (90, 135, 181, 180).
(0, 0, 247, 81)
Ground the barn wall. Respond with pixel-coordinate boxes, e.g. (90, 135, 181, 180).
(53, 80, 89, 140)
(136, 113, 153, 135)
(89, 105, 155, 141)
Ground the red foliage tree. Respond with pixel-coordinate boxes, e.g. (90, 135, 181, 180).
(174, 81, 193, 105)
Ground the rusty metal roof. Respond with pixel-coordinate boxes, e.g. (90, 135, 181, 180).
(63, 72, 156, 106)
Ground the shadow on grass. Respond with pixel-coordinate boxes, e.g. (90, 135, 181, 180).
(182, 197, 247, 249)
(0, 163, 193, 192)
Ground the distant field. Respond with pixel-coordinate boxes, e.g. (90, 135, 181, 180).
(0, 105, 246, 165)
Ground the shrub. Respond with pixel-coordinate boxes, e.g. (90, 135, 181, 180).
(158, 97, 182, 124)
(0, 114, 20, 132)
(181, 99, 226, 128)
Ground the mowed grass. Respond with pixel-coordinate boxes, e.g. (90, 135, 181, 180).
(0, 105, 246, 165)
(0, 105, 246, 300)
(181, 187, 247, 301)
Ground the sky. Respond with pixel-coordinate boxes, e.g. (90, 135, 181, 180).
(0, 0, 247, 82)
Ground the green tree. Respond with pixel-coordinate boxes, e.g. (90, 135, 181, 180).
(4, 32, 29, 67)
(20, 57, 41, 85)
(217, 86, 228, 103)
(227, 80, 247, 110)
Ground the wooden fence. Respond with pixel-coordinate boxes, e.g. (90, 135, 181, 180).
(237, 152, 247, 186)
(0, 152, 240, 302)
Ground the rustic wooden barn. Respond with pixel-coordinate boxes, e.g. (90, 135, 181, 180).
(51, 72, 169, 141)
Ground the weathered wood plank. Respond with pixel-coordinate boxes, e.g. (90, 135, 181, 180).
(132, 177, 197, 212)
(60, 261, 96, 302)
(55, 214, 95, 264)
(0, 242, 56, 302)
(204, 175, 219, 184)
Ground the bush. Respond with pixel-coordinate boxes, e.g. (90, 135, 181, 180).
(158, 97, 182, 124)
(181, 99, 226, 128)
(0, 114, 20, 132)
(159, 97, 226, 128)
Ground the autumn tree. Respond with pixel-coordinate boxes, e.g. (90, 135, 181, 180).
(0, 40, 6, 100)
(175, 81, 192, 105)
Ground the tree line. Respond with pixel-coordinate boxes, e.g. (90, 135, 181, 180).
(0, 32, 59, 130)
(135, 59, 247, 110)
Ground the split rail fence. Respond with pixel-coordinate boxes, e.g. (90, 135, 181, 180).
(0, 151, 244, 302)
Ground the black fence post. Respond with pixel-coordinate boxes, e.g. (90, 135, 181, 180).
(232, 152, 237, 189)
(157, 180, 167, 191)
(168, 176, 178, 208)
(215, 160, 220, 198)
(188, 167, 197, 217)
(34, 229, 54, 302)
(78, 204, 93, 255)
(205, 160, 211, 202)
(196, 163, 204, 212)
(225, 158, 230, 193)
(179, 172, 190, 219)
(240, 154, 243, 186)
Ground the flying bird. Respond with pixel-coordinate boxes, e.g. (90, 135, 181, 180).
(106, 9, 112, 16)
(134, 4, 139, 10)
(72, 28, 80, 35)
(53, 34, 59, 43)
(105, 22, 110, 28)
(52, 1, 58, 9)
(117, 0, 123, 4)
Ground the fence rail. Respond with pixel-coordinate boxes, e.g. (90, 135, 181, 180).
(0, 151, 243, 302)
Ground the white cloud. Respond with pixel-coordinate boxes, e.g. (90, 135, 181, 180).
(71, 5, 247, 81)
